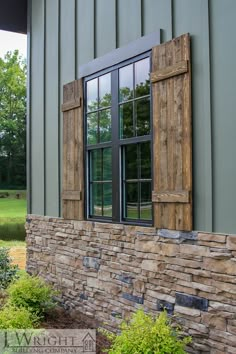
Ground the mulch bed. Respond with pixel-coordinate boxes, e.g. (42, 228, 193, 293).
(41, 307, 111, 354)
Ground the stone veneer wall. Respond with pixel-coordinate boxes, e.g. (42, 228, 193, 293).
(26, 215, 236, 354)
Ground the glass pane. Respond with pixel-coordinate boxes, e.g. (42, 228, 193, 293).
(141, 182, 152, 220)
(140, 142, 151, 179)
(87, 112, 98, 145)
(124, 144, 138, 180)
(103, 148, 112, 180)
(99, 73, 111, 108)
(91, 149, 102, 181)
(136, 98, 150, 136)
(87, 78, 98, 112)
(103, 183, 112, 217)
(119, 64, 133, 102)
(91, 183, 102, 216)
(135, 58, 150, 98)
(120, 102, 134, 138)
(99, 109, 112, 143)
(125, 182, 138, 219)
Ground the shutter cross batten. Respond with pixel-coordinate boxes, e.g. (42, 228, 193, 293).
(151, 33, 192, 231)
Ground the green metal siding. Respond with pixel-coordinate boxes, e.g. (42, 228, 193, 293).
(28, 0, 236, 234)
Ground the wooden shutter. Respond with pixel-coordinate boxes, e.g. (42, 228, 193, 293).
(62, 79, 84, 220)
(151, 33, 192, 231)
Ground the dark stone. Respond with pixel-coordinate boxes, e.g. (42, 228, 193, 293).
(83, 257, 100, 270)
(175, 292, 208, 312)
(122, 293, 143, 304)
(157, 300, 175, 315)
(158, 229, 197, 240)
(118, 274, 133, 284)
(26, 218, 32, 223)
(111, 311, 122, 318)
(79, 293, 88, 300)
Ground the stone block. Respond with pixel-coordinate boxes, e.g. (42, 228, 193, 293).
(203, 258, 236, 275)
(133, 280, 145, 293)
(174, 305, 201, 317)
(83, 256, 100, 270)
(122, 293, 144, 304)
(118, 274, 133, 284)
(227, 235, 236, 250)
(175, 292, 208, 311)
(198, 233, 226, 243)
(157, 300, 174, 315)
(179, 244, 209, 257)
(141, 260, 159, 272)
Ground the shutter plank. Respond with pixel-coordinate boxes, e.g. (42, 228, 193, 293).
(62, 79, 84, 220)
(152, 34, 192, 231)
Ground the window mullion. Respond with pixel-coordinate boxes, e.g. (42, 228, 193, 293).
(111, 69, 120, 222)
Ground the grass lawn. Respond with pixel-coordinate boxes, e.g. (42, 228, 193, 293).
(0, 190, 26, 242)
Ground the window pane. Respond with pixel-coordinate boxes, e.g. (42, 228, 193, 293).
(103, 183, 112, 217)
(140, 142, 151, 179)
(91, 149, 102, 181)
(87, 78, 98, 112)
(103, 148, 112, 181)
(125, 182, 138, 219)
(87, 112, 98, 145)
(141, 182, 152, 220)
(119, 64, 133, 102)
(135, 58, 150, 98)
(99, 73, 111, 108)
(136, 98, 150, 136)
(91, 183, 102, 216)
(120, 102, 134, 138)
(124, 144, 138, 180)
(99, 109, 112, 143)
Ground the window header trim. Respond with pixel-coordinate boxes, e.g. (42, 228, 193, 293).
(79, 30, 160, 79)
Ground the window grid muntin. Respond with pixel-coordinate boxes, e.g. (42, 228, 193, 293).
(85, 52, 152, 225)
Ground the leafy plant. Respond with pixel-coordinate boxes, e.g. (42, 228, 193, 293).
(103, 309, 191, 354)
(7, 273, 58, 319)
(0, 248, 19, 289)
(0, 305, 39, 329)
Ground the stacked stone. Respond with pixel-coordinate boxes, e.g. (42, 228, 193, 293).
(26, 215, 236, 353)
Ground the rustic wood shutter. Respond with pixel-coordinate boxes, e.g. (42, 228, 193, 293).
(151, 33, 192, 231)
(62, 79, 84, 220)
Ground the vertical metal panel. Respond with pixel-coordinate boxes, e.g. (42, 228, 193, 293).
(117, 0, 142, 47)
(210, 0, 236, 233)
(26, 0, 32, 214)
(45, 0, 59, 216)
(142, 0, 172, 42)
(60, 0, 76, 214)
(76, 0, 95, 69)
(173, 0, 213, 232)
(31, 0, 45, 214)
(95, 0, 116, 57)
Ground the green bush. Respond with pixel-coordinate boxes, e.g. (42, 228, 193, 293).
(0, 248, 19, 289)
(104, 309, 191, 354)
(0, 305, 39, 329)
(7, 273, 58, 319)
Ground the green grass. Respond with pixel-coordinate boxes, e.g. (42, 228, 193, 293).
(0, 190, 26, 242)
(0, 240, 25, 247)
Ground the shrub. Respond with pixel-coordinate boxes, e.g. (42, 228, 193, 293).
(0, 305, 39, 329)
(7, 273, 58, 319)
(104, 309, 191, 354)
(0, 248, 19, 289)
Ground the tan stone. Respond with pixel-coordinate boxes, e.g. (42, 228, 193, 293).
(201, 313, 226, 331)
(198, 233, 226, 243)
(203, 258, 236, 275)
(174, 305, 201, 317)
(135, 240, 160, 253)
(209, 301, 236, 313)
(160, 243, 179, 256)
(141, 260, 160, 272)
(133, 280, 145, 293)
(227, 235, 236, 250)
(165, 270, 192, 282)
(179, 244, 209, 257)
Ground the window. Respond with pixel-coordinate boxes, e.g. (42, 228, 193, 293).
(85, 54, 152, 224)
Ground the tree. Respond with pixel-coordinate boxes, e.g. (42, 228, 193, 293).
(0, 50, 26, 188)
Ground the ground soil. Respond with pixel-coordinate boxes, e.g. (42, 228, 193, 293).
(9, 246, 26, 269)
(41, 307, 111, 354)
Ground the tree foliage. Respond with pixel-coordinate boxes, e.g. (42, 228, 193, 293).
(0, 50, 26, 188)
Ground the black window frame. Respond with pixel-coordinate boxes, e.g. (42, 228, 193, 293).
(84, 51, 153, 226)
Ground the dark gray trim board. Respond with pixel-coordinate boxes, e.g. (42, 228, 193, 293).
(26, 0, 32, 213)
(79, 30, 160, 78)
